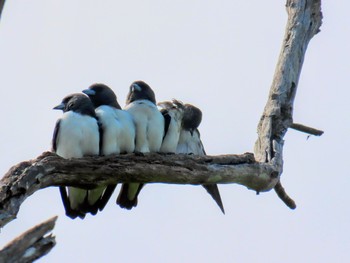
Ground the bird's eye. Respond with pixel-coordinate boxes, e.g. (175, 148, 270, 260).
(68, 102, 74, 109)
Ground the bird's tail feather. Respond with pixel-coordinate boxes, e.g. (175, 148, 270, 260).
(117, 183, 144, 210)
(97, 185, 117, 211)
(59, 187, 86, 219)
(201, 184, 225, 214)
(59, 185, 116, 219)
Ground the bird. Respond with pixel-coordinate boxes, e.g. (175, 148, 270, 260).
(52, 93, 112, 219)
(82, 83, 135, 155)
(159, 99, 225, 214)
(116, 80, 164, 209)
(82, 83, 137, 214)
(175, 101, 205, 154)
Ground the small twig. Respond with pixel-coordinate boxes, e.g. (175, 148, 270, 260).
(290, 123, 324, 136)
(274, 181, 296, 209)
(0, 216, 57, 263)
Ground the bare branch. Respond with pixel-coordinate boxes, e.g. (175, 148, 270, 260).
(290, 123, 324, 136)
(254, 0, 322, 205)
(274, 181, 296, 209)
(255, 0, 322, 163)
(0, 151, 280, 228)
(0, 216, 57, 263)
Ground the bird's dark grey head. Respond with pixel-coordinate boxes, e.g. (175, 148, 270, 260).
(126, 80, 157, 105)
(82, 83, 121, 109)
(182, 103, 202, 132)
(53, 93, 96, 117)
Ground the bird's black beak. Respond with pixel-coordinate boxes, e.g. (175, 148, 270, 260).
(53, 103, 65, 110)
(82, 89, 96, 96)
(131, 83, 141, 92)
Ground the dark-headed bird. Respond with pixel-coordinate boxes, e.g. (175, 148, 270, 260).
(116, 80, 164, 210)
(82, 83, 135, 155)
(158, 100, 225, 214)
(52, 93, 111, 219)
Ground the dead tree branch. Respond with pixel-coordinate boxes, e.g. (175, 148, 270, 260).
(254, 0, 322, 205)
(0, 216, 57, 263)
(290, 123, 324, 136)
(0, 151, 274, 228)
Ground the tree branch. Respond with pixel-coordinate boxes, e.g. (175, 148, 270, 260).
(290, 123, 324, 136)
(274, 181, 296, 209)
(0, 216, 57, 263)
(0, 151, 278, 228)
(254, 0, 322, 205)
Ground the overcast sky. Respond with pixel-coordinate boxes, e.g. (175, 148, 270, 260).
(0, 1, 349, 262)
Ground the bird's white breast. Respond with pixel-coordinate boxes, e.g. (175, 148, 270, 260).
(125, 100, 164, 153)
(176, 129, 205, 155)
(56, 111, 99, 158)
(96, 105, 135, 155)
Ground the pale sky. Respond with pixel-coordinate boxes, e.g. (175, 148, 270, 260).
(0, 1, 349, 262)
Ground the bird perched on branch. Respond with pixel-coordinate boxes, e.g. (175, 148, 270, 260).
(158, 99, 225, 214)
(82, 83, 135, 155)
(52, 93, 112, 219)
(82, 83, 137, 214)
(117, 80, 164, 210)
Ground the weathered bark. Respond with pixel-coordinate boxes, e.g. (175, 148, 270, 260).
(0, 151, 274, 228)
(254, 0, 322, 207)
(0, 217, 57, 263)
(255, 0, 322, 163)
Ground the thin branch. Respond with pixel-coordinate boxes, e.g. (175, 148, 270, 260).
(290, 123, 324, 136)
(0, 216, 57, 263)
(274, 181, 296, 209)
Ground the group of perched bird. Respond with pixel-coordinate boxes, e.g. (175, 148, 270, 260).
(52, 80, 224, 219)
